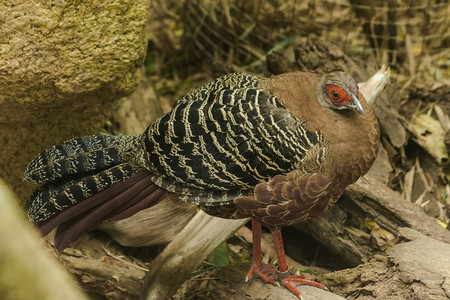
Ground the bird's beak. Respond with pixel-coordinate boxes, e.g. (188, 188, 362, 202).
(347, 94, 365, 115)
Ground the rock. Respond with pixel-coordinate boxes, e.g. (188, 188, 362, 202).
(0, 0, 150, 204)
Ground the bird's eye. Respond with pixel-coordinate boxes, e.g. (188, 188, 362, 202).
(326, 84, 351, 106)
(331, 90, 340, 100)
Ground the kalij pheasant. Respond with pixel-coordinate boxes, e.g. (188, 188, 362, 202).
(25, 69, 387, 298)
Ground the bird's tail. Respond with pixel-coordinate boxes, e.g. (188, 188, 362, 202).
(24, 135, 167, 250)
(24, 135, 140, 184)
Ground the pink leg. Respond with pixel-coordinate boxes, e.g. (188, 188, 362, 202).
(271, 227, 328, 299)
(245, 219, 278, 285)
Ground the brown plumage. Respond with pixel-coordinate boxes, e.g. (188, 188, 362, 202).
(232, 72, 379, 225)
(199, 72, 379, 298)
(24, 70, 381, 298)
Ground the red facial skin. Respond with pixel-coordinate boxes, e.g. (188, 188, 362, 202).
(326, 84, 352, 107)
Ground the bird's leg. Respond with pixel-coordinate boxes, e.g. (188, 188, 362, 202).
(271, 227, 328, 299)
(245, 219, 278, 285)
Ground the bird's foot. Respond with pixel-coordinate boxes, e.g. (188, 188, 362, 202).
(245, 263, 279, 286)
(279, 271, 328, 299)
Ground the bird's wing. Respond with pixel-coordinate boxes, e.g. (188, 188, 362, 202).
(234, 170, 333, 226)
(144, 73, 324, 205)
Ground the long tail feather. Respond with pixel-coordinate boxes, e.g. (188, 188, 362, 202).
(28, 163, 138, 225)
(50, 171, 167, 250)
(24, 135, 140, 184)
(25, 134, 171, 250)
(108, 185, 168, 221)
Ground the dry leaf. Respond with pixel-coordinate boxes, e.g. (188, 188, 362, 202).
(366, 221, 397, 249)
(402, 165, 415, 202)
(409, 114, 448, 164)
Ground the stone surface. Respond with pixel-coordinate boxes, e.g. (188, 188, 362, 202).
(0, 1, 149, 104)
(0, 0, 150, 204)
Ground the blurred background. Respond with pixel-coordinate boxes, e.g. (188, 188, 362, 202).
(146, 0, 448, 78)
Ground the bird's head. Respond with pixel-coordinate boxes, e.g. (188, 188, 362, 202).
(316, 72, 364, 115)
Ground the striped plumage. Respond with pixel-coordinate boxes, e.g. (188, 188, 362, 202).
(25, 135, 142, 224)
(24, 135, 140, 184)
(142, 73, 324, 205)
(25, 70, 381, 298)
(25, 72, 339, 228)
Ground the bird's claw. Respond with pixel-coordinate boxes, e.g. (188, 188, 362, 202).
(246, 265, 327, 299)
(280, 274, 328, 299)
(245, 262, 279, 285)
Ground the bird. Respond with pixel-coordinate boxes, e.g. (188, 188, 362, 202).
(24, 69, 385, 298)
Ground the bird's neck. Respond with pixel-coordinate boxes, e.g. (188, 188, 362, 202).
(322, 102, 380, 188)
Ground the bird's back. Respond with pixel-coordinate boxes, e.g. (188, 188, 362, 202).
(140, 73, 325, 205)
